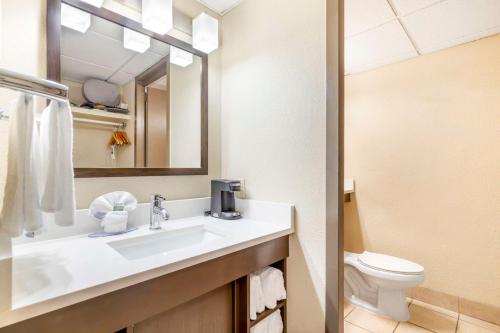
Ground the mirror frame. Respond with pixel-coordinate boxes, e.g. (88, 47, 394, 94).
(47, 0, 208, 178)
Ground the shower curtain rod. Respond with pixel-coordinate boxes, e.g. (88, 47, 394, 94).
(0, 68, 68, 103)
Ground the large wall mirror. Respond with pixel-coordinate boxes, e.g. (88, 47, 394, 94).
(47, 0, 208, 177)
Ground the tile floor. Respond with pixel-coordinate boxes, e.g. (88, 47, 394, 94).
(344, 299, 500, 333)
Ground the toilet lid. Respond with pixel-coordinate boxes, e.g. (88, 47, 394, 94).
(358, 252, 424, 275)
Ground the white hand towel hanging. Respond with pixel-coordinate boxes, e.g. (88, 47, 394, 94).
(39, 100, 75, 226)
(0, 95, 43, 236)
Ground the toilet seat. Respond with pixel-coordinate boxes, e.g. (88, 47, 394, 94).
(358, 252, 424, 275)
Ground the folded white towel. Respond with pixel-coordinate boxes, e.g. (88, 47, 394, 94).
(249, 309, 283, 333)
(0, 95, 43, 236)
(257, 267, 287, 309)
(89, 191, 137, 221)
(39, 100, 75, 226)
(250, 316, 267, 333)
(250, 273, 265, 320)
(268, 309, 284, 333)
(102, 211, 128, 233)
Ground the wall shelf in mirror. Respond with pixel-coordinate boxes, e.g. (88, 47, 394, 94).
(71, 106, 131, 121)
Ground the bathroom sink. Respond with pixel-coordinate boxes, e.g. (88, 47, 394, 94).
(107, 225, 224, 260)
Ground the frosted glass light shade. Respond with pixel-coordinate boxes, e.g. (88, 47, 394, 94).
(123, 28, 151, 53)
(61, 4, 91, 33)
(193, 13, 219, 54)
(142, 0, 173, 35)
(80, 0, 104, 7)
(170, 46, 193, 67)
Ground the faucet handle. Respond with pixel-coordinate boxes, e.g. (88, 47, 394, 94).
(151, 194, 166, 202)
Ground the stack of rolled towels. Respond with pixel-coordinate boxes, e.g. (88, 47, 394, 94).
(250, 266, 286, 333)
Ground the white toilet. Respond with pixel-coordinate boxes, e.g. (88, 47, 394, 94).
(344, 251, 425, 321)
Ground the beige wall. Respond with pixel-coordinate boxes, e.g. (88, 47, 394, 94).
(221, 0, 327, 331)
(344, 34, 500, 307)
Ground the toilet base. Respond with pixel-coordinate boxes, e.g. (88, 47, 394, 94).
(346, 288, 409, 321)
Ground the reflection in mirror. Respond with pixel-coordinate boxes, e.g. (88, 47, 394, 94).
(60, 12, 202, 169)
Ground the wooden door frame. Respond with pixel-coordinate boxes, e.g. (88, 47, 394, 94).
(47, 0, 209, 177)
(135, 57, 170, 168)
(326, 0, 345, 332)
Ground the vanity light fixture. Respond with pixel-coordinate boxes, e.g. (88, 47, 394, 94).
(193, 13, 219, 54)
(170, 46, 193, 67)
(123, 28, 151, 53)
(61, 3, 91, 33)
(142, 0, 173, 35)
(80, 0, 104, 7)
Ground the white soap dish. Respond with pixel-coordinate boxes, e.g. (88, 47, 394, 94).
(88, 227, 138, 238)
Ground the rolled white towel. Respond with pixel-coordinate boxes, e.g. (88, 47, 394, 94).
(257, 267, 287, 309)
(250, 273, 265, 320)
(268, 309, 284, 333)
(89, 191, 137, 221)
(101, 211, 128, 233)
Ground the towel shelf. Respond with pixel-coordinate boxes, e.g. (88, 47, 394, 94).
(250, 300, 286, 327)
(234, 258, 288, 333)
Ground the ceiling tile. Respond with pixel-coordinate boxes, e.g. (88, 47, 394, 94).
(121, 51, 164, 76)
(345, 0, 396, 37)
(150, 39, 171, 56)
(345, 20, 418, 74)
(61, 56, 114, 82)
(196, 0, 242, 15)
(402, 0, 500, 54)
(390, 0, 442, 16)
(61, 27, 135, 70)
(107, 71, 135, 86)
(88, 15, 123, 41)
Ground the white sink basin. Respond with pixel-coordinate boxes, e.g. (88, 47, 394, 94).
(107, 225, 224, 260)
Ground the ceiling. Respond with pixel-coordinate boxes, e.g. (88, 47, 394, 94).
(345, 0, 500, 75)
(196, 0, 243, 15)
(61, 14, 170, 86)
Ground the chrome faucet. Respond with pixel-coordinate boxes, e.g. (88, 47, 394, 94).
(150, 194, 169, 230)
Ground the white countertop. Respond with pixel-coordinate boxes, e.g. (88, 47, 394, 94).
(0, 198, 294, 328)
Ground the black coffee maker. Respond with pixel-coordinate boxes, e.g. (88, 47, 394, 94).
(210, 179, 242, 220)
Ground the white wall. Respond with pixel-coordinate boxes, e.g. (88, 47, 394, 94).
(169, 56, 202, 168)
(220, 0, 327, 331)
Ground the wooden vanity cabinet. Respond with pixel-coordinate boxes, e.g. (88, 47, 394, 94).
(0, 236, 289, 333)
